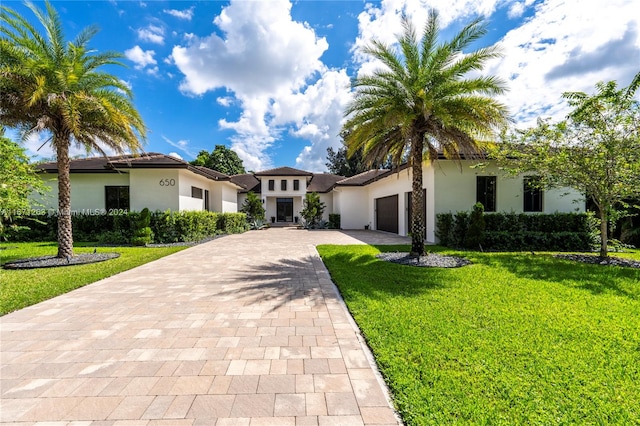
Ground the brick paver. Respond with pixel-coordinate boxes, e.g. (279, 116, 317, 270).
(0, 229, 407, 425)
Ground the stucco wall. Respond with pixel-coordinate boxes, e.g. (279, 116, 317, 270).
(542, 187, 585, 213)
(221, 182, 240, 213)
(334, 187, 369, 230)
(129, 169, 179, 212)
(318, 193, 333, 222)
(432, 161, 585, 215)
(259, 176, 308, 222)
(32, 172, 130, 212)
(178, 169, 215, 211)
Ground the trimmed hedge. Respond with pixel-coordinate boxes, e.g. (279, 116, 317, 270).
(436, 210, 596, 251)
(4, 210, 247, 244)
(329, 214, 341, 229)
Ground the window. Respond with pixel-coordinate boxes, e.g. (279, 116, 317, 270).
(476, 176, 497, 212)
(293, 179, 300, 191)
(268, 179, 275, 191)
(191, 186, 203, 199)
(281, 179, 287, 191)
(105, 186, 129, 211)
(523, 177, 543, 212)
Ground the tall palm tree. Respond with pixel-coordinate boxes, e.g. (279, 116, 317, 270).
(1, 1, 146, 258)
(343, 10, 510, 256)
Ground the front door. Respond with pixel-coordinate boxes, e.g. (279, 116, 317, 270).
(276, 198, 294, 222)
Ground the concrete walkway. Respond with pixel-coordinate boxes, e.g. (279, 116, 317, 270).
(1, 229, 409, 425)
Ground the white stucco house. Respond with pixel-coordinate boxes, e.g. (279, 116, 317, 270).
(34, 153, 242, 214)
(33, 152, 584, 243)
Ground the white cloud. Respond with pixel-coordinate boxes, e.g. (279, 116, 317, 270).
(488, 0, 640, 128)
(164, 7, 194, 20)
(507, 2, 526, 19)
(162, 136, 196, 158)
(350, 0, 639, 132)
(273, 70, 353, 172)
(124, 45, 157, 70)
(353, 0, 502, 62)
(216, 96, 234, 107)
(137, 24, 164, 44)
(172, 0, 327, 96)
(21, 132, 123, 160)
(167, 152, 183, 160)
(171, 0, 334, 170)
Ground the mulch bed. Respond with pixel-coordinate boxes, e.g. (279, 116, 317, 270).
(555, 253, 640, 269)
(3, 253, 120, 270)
(377, 252, 472, 268)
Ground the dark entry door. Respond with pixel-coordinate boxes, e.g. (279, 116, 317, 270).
(375, 195, 398, 233)
(277, 198, 294, 222)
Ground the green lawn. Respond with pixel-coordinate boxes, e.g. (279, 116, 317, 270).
(0, 242, 186, 315)
(318, 245, 640, 425)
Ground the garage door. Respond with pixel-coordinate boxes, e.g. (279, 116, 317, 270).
(375, 195, 398, 234)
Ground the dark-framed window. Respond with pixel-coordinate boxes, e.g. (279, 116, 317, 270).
(523, 176, 543, 212)
(476, 176, 497, 212)
(268, 179, 275, 191)
(281, 179, 287, 191)
(191, 186, 203, 199)
(105, 186, 130, 211)
(293, 179, 300, 191)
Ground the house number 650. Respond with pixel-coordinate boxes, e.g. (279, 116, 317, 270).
(159, 178, 176, 186)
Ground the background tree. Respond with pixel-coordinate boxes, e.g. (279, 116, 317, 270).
(326, 130, 396, 177)
(0, 129, 48, 237)
(343, 11, 509, 256)
(496, 74, 640, 258)
(326, 130, 368, 177)
(240, 191, 265, 223)
(1, 1, 146, 258)
(191, 145, 246, 175)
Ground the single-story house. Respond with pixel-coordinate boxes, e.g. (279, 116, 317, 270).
(34, 153, 242, 214)
(33, 153, 584, 243)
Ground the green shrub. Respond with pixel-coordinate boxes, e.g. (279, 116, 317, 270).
(218, 212, 248, 234)
(328, 214, 341, 229)
(451, 211, 469, 248)
(8, 209, 247, 244)
(240, 191, 265, 223)
(96, 230, 129, 245)
(132, 208, 153, 246)
(438, 211, 595, 251)
(435, 213, 453, 246)
(300, 192, 326, 229)
(464, 203, 486, 249)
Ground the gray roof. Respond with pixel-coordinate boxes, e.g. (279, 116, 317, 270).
(230, 173, 261, 193)
(336, 169, 392, 186)
(37, 153, 236, 183)
(254, 166, 313, 177)
(307, 173, 346, 193)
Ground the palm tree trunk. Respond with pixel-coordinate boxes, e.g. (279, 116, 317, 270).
(410, 135, 425, 257)
(599, 209, 608, 258)
(55, 136, 74, 259)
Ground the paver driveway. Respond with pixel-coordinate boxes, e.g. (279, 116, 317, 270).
(1, 229, 408, 425)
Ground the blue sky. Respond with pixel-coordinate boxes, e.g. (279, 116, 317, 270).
(5, 0, 639, 172)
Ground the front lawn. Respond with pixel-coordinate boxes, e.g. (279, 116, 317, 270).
(0, 242, 186, 315)
(318, 245, 640, 425)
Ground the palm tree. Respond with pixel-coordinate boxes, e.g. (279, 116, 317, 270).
(1, 1, 146, 258)
(343, 10, 510, 256)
